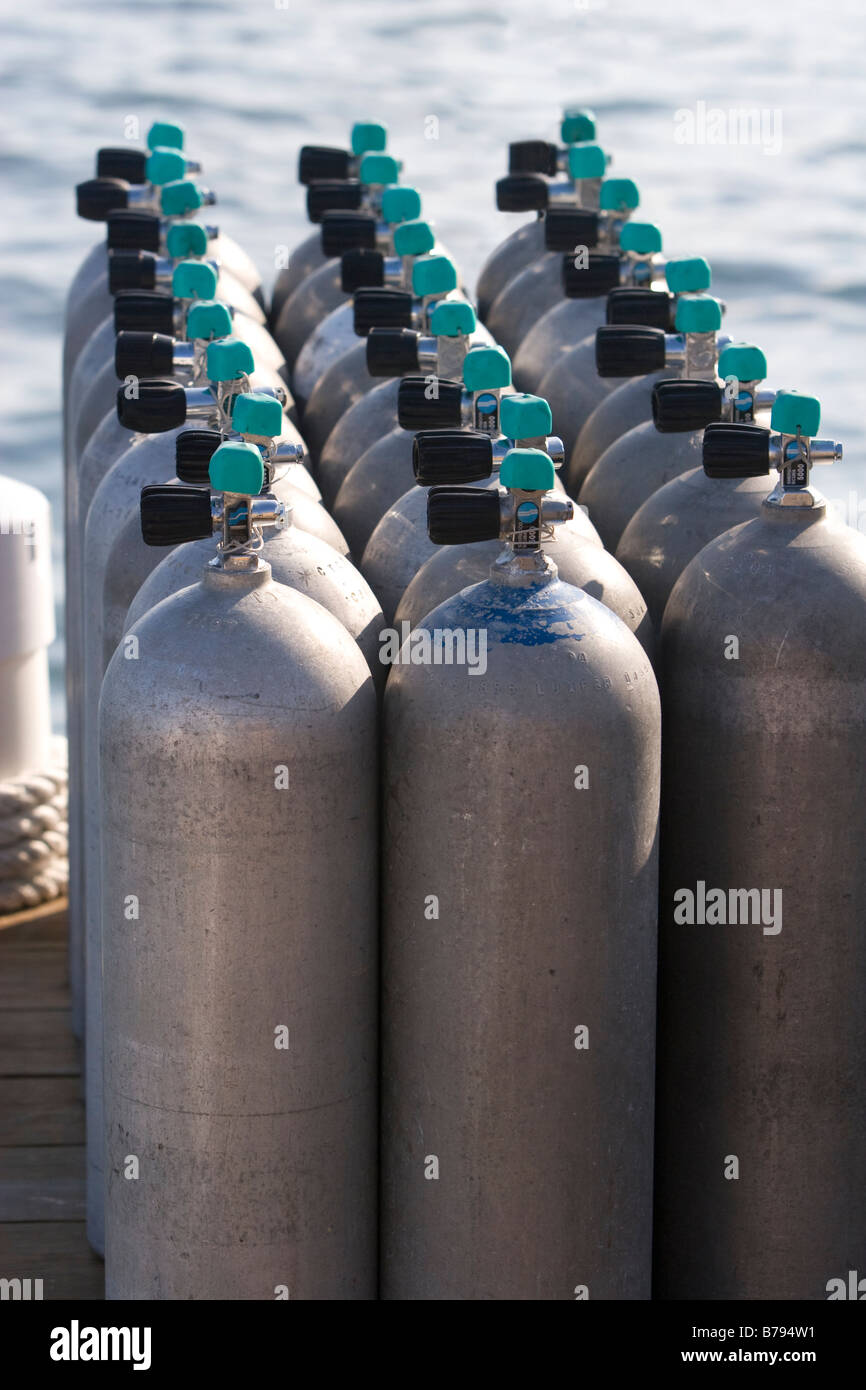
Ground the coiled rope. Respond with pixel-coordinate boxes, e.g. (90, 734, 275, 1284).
(0, 736, 68, 914)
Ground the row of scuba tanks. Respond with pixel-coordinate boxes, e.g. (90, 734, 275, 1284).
(65, 113, 866, 1300)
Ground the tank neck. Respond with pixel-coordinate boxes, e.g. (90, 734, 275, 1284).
(202, 555, 272, 588)
(490, 548, 559, 588)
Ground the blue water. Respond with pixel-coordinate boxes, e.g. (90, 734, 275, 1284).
(1, 0, 864, 726)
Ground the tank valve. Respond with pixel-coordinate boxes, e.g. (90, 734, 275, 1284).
(298, 121, 388, 186)
(412, 393, 563, 485)
(651, 343, 773, 434)
(428, 448, 573, 566)
(340, 210, 432, 294)
(397, 343, 512, 434)
(367, 300, 476, 382)
(596, 287, 722, 381)
(703, 391, 841, 508)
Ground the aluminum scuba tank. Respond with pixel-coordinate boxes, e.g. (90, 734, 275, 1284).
(270, 120, 391, 323)
(476, 107, 598, 319)
(300, 254, 478, 460)
(359, 388, 605, 627)
(290, 212, 442, 407)
(101, 441, 378, 1299)
(334, 342, 518, 559)
(578, 294, 726, 548)
(83, 377, 333, 1255)
(615, 345, 774, 627)
(381, 448, 660, 1299)
(655, 395, 866, 1300)
(316, 301, 484, 507)
(567, 257, 715, 488)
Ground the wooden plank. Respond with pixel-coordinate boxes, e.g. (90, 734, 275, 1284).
(0, 1145, 85, 1221)
(0, 1010, 80, 1077)
(0, 1078, 84, 1146)
(0, 1221, 104, 1300)
(0, 945, 69, 1010)
(0, 899, 68, 940)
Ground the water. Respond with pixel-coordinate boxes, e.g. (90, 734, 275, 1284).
(1, 0, 864, 727)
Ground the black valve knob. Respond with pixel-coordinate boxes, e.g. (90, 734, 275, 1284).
(544, 208, 600, 252)
(427, 487, 502, 544)
(96, 147, 148, 183)
(413, 430, 494, 485)
(702, 422, 772, 478)
(595, 325, 667, 378)
(366, 327, 421, 377)
(306, 179, 362, 222)
(113, 290, 175, 335)
(653, 380, 723, 434)
(508, 140, 559, 177)
(114, 331, 175, 381)
(140, 485, 213, 546)
(106, 209, 161, 252)
(175, 429, 222, 484)
(108, 249, 158, 293)
(562, 252, 621, 298)
(606, 287, 673, 329)
(116, 378, 187, 432)
(298, 145, 351, 185)
(76, 177, 129, 221)
(397, 377, 463, 429)
(321, 210, 377, 257)
(495, 174, 548, 213)
(341, 248, 385, 293)
(353, 287, 413, 336)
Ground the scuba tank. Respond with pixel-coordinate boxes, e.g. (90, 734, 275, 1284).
(537, 251, 711, 473)
(381, 448, 660, 1299)
(578, 295, 725, 548)
(270, 120, 391, 323)
(83, 376, 335, 1256)
(567, 257, 714, 487)
(615, 345, 773, 627)
(476, 107, 598, 319)
(334, 343, 517, 559)
(126, 452, 385, 692)
(359, 389, 606, 628)
(100, 441, 378, 1299)
(317, 301, 483, 507)
(393, 417, 654, 657)
(290, 212, 441, 407)
(301, 255, 488, 460)
(511, 198, 661, 393)
(655, 394, 866, 1299)
(485, 145, 615, 356)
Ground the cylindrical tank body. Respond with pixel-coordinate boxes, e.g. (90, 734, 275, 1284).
(317, 379, 402, 506)
(476, 218, 546, 322)
(0, 476, 55, 784)
(101, 558, 378, 1298)
(615, 467, 769, 629)
(578, 420, 704, 551)
(484, 252, 566, 358)
(655, 498, 866, 1298)
(571, 370, 671, 496)
(535, 336, 628, 468)
(382, 555, 660, 1298)
(270, 229, 328, 326)
(513, 295, 608, 395)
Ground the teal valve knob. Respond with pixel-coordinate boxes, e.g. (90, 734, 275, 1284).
(351, 122, 387, 155)
(718, 342, 768, 383)
(500, 446, 556, 492)
(665, 256, 712, 294)
(359, 153, 400, 186)
(166, 222, 209, 259)
(146, 147, 188, 186)
(567, 142, 606, 181)
(186, 300, 233, 342)
(771, 390, 821, 438)
(393, 219, 435, 258)
(381, 185, 423, 225)
(430, 301, 476, 337)
(463, 344, 512, 393)
(172, 259, 218, 302)
(674, 294, 723, 334)
(561, 108, 596, 144)
(500, 394, 553, 440)
(620, 222, 663, 256)
(232, 391, 283, 438)
(206, 336, 256, 383)
(411, 254, 458, 299)
(161, 179, 205, 216)
(599, 178, 640, 212)
(209, 439, 265, 496)
(147, 121, 184, 151)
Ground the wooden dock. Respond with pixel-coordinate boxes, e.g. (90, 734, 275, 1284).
(0, 900, 104, 1299)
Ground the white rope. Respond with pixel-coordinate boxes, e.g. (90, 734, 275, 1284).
(0, 735, 68, 915)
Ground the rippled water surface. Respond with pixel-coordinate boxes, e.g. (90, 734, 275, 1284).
(1, 0, 864, 723)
